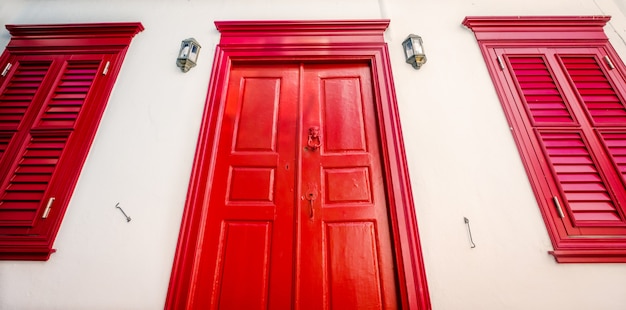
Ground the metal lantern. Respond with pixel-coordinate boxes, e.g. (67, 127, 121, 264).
(402, 34, 426, 70)
(176, 38, 201, 72)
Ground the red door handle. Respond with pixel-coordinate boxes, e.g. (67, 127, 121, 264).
(307, 126, 321, 151)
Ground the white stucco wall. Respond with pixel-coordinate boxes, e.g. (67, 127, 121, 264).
(0, 0, 625, 309)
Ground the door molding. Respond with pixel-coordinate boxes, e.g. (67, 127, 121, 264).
(166, 20, 431, 310)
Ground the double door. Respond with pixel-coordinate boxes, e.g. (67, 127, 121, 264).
(191, 63, 399, 309)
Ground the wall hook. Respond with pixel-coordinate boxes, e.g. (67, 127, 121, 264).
(464, 217, 476, 248)
(115, 203, 131, 222)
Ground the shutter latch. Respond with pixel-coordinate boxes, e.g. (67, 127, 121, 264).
(1, 63, 12, 77)
(102, 61, 110, 75)
(603, 56, 615, 70)
(496, 56, 505, 70)
(42, 197, 55, 219)
(552, 196, 565, 218)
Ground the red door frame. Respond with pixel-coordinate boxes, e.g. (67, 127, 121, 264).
(165, 20, 431, 310)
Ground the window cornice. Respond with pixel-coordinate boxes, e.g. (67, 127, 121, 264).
(462, 16, 611, 42)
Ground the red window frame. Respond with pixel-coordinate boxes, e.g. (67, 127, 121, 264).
(0, 23, 143, 260)
(463, 16, 626, 263)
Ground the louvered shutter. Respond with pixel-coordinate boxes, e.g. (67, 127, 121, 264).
(0, 59, 54, 161)
(0, 22, 142, 260)
(0, 55, 108, 253)
(501, 49, 626, 237)
(0, 58, 57, 229)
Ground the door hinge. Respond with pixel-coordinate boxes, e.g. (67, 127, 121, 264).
(42, 197, 55, 219)
(1, 63, 12, 77)
(102, 61, 110, 75)
(552, 196, 565, 218)
(603, 55, 615, 70)
(496, 56, 505, 70)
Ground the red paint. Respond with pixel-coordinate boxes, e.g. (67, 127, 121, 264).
(464, 16, 626, 262)
(166, 20, 430, 309)
(0, 23, 143, 260)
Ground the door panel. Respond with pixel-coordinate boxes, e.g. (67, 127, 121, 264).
(191, 64, 299, 310)
(299, 64, 397, 309)
(192, 63, 398, 309)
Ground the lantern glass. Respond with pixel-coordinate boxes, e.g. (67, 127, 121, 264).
(179, 42, 191, 58)
(403, 38, 414, 58)
(189, 45, 199, 63)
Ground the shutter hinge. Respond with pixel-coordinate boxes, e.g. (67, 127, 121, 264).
(496, 56, 505, 70)
(42, 197, 55, 219)
(552, 196, 565, 218)
(603, 56, 615, 70)
(102, 61, 110, 75)
(1, 63, 12, 77)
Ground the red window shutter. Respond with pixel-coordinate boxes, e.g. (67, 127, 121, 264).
(0, 22, 143, 260)
(0, 59, 56, 229)
(0, 56, 105, 257)
(497, 46, 626, 261)
(464, 15, 626, 262)
(506, 53, 626, 235)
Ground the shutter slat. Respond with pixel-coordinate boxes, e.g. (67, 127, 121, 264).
(528, 110, 572, 116)
(525, 95, 566, 102)
(554, 165, 597, 173)
(570, 201, 617, 211)
(2, 191, 45, 202)
(585, 103, 624, 109)
(528, 103, 569, 109)
(46, 106, 82, 114)
(574, 82, 611, 89)
(52, 94, 88, 100)
(612, 156, 626, 163)
(550, 155, 592, 164)
(568, 70, 604, 76)
(509, 56, 575, 124)
(20, 157, 59, 165)
(562, 183, 605, 191)
(0, 210, 38, 222)
(6, 183, 48, 191)
(573, 212, 622, 222)
(579, 89, 616, 95)
(564, 192, 611, 201)
(523, 89, 561, 95)
(580, 95, 620, 102)
(546, 147, 589, 155)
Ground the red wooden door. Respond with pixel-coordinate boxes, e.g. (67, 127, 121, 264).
(191, 63, 398, 309)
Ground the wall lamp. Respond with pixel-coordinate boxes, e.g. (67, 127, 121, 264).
(176, 38, 201, 72)
(402, 34, 426, 70)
